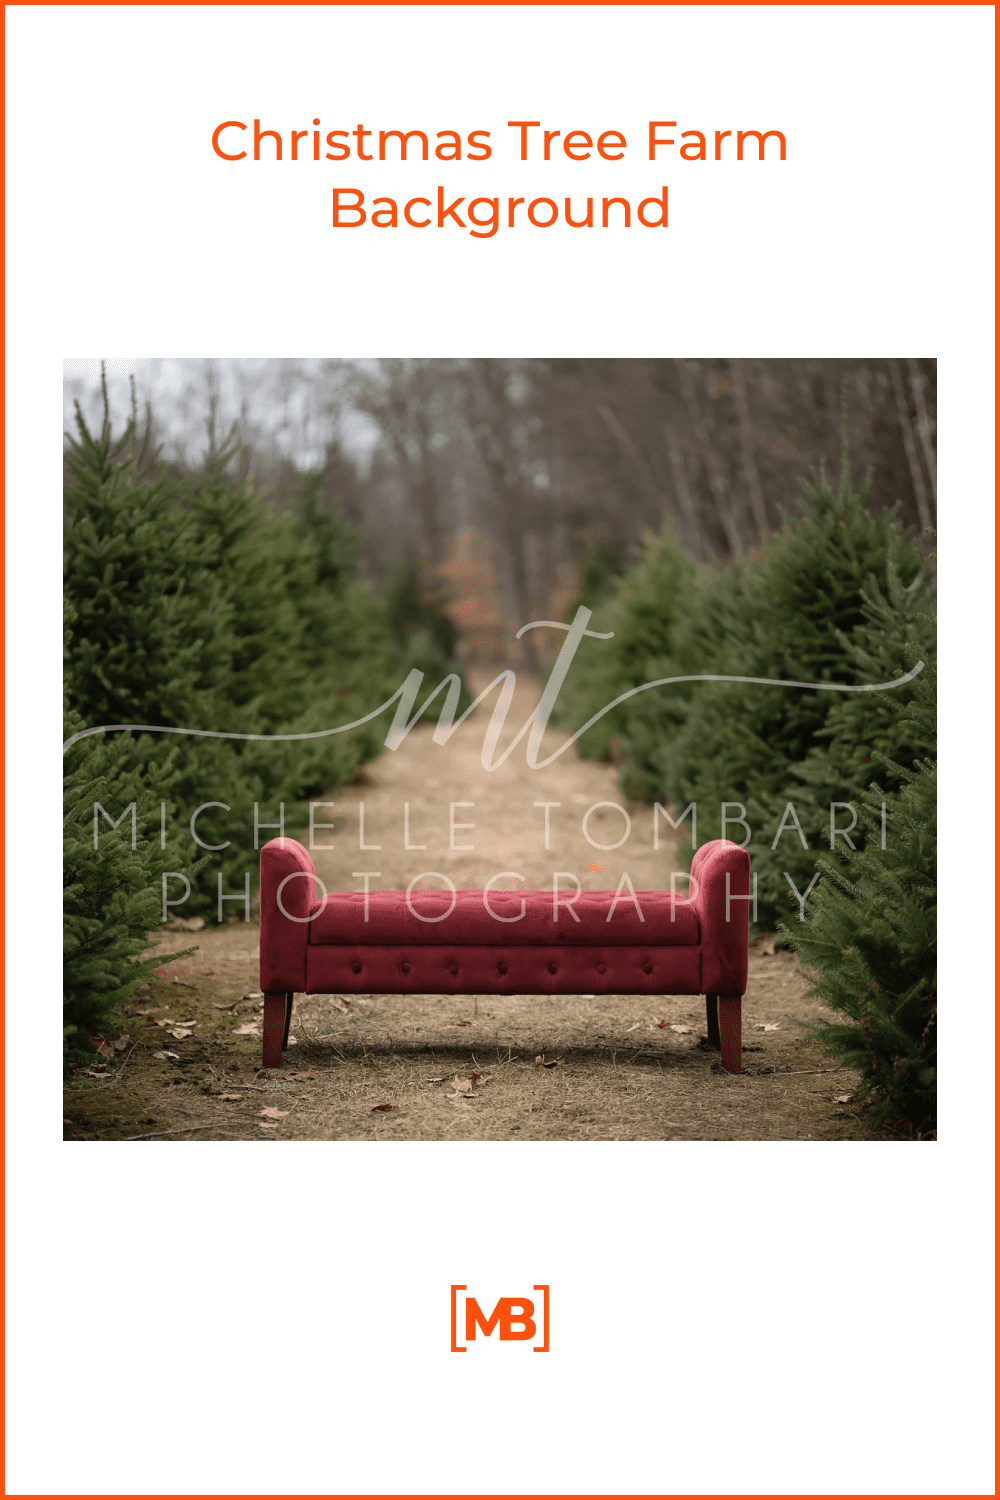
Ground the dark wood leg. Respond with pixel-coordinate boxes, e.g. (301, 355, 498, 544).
(718, 995, 742, 1074)
(262, 992, 288, 1068)
(282, 992, 294, 1050)
(706, 994, 721, 1050)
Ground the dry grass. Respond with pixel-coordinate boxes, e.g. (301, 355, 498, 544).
(63, 924, 874, 1142)
(64, 674, 882, 1142)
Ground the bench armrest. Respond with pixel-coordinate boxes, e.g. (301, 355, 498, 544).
(689, 839, 752, 995)
(259, 838, 319, 992)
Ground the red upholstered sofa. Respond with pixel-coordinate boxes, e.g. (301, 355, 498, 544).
(258, 837, 751, 1074)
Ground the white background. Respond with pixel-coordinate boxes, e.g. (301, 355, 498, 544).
(6, 4, 995, 1494)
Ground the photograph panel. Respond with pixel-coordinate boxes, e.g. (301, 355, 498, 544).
(63, 356, 937, 1143)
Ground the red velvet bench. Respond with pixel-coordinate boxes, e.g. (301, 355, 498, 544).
(257, 836, 751, 1076)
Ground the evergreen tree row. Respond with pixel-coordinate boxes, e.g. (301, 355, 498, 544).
(558, 469, 937, 1133)
(63, 395, 463, 1055)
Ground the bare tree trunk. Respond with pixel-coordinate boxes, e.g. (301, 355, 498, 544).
(730, 359, 769, 545)
(469, 361, 539, 668)
(381, 367, 444, 561)
(890, 359, 933, 532)
(677, 359, 741, 558)
(906, 358, 937, 504)
(597, 401, 664, 529)
(497, 475, 538, 668)
(663, 421, 702, 559)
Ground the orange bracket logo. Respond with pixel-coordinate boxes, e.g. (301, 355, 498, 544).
(451, 1283, 549, 1353)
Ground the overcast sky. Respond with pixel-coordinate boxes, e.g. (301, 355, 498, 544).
(63, 358, 382, 469)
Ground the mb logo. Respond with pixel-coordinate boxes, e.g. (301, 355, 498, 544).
(451, 1284, 550, 1353)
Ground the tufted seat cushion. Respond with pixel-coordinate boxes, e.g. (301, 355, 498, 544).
(259, 836, 750, 1072)
(306, 888, 700, 947)
(304, 942, 702, 995)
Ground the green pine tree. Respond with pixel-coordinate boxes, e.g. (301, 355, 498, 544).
(786, 759, 937, 1136)
(64, 383, 468, 962)
(63, 598, 200, 1057)
(556, 525, 695, 762)
(615, 470, 926, 925)
(774, 579, 936, 920)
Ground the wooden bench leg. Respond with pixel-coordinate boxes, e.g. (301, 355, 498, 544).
(262, 991, 292, 1068)
(718, 994, 742, 1074)
(706, 994, 722, 1050)
(282, 992, 294, 1050)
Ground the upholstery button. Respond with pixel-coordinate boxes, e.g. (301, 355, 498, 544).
(448, 963, 458, 975)
(401, 961, 411, 974)
(351, 961, 362, 974)
(643, 961, 653, 974)
(548, 961, 558, 974)
(498, 961, 508, 975)
(596, 963, 606, 974)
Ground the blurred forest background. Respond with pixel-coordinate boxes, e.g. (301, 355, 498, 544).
(65, 358, 937, 665)
(63, 358, 937, 1132)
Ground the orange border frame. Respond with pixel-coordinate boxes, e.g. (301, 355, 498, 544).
(32, 4, 974, 1499)
(5, 2, 996, 7)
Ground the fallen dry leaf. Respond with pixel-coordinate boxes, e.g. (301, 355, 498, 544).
(259, 1106, 289, 1120)
(371, 1103, 394, 1112)
(168, 1028, 193, 1040)
(534, 1055, 559, 1069)
(112, 1034, 131, 1052)
(213, 1000, 240, 1010)
(670, 1024, 696, 1034)
(171, 978, 196, 989)
(233, 1023, 260, 1036)
(625, 1022, 642, 1033)
(447, 1072, 486, 1092)
(833, 1094, 855, 1105)
(152, 1050, 178, 1061)
(756, 1023, 781, 1032)
(80, 1065, 109, 1078)
(330, 996, 351, 1013)
(291, 1072, 318, 1081)
(243, 991, 264, 1002)
(219, 1094, 243, 1102)
(92, 1036, 114, 1060)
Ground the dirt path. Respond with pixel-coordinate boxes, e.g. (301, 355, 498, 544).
(64, 673, 872, 1141)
